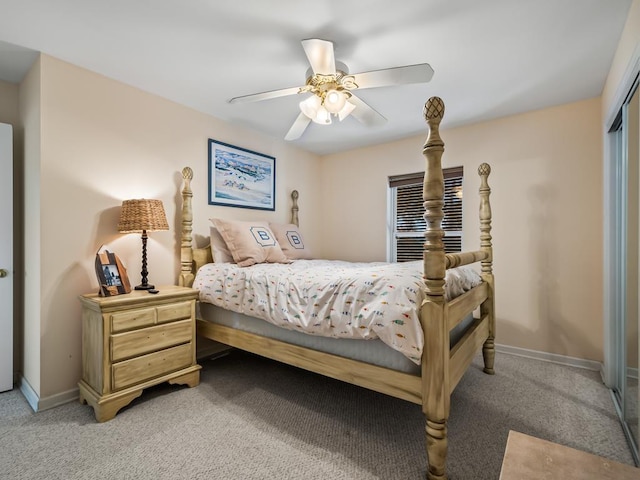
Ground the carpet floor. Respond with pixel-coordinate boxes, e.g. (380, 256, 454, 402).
(0, 351, 635, 479)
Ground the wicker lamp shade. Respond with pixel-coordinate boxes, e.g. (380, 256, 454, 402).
(117, 199, 169, 233)
(117, 199, 168, 291)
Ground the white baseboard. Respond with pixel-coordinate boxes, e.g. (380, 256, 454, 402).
(39, 387, 79, 411)
(19, 375, 78, 412)
(496, 344, 603, 373)
(19, 376, 39, 412)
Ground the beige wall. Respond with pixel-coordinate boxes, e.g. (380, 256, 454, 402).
(321, 97, 604, 362)
(26, 55, 321, 400)
(19, 57, 42, 395)
(0, 79, 19, 124)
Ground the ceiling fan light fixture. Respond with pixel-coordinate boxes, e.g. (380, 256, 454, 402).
(323, 89, 347, 114)
(312, 105, 332, 125)
(337, 100, 356, 121)
(300, 95, 322, 119)
(230, 40, 431, 139)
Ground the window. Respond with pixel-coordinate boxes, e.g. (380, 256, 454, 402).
(388, 166, 463, 262)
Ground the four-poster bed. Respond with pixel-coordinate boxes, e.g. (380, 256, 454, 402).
(177, 97, 495, 480)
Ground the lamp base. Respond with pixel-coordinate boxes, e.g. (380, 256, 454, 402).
(134, 283, 155, 291)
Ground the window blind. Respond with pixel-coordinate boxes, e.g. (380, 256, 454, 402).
(389, 166, 463, 262)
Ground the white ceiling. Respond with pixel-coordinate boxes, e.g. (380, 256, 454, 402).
(0, 0, 632, 155)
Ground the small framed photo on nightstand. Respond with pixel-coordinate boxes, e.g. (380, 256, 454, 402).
(95, 247, 131, 297)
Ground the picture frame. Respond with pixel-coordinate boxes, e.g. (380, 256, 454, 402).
(208, 138, 276, 211)
(95, 247, 131, 297)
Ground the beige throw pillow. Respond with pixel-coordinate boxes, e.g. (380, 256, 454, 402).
(209, 226, 234, 263)
(269, 223, 313, 260)
(211, 218, 289, 267)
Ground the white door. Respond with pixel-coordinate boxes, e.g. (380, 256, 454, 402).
(0, 123, 13, 392)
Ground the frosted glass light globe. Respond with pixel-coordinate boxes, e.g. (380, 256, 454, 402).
(323, 89, 347, 114)
(312, 105, 332, 124)
(299, 95, 322, 119)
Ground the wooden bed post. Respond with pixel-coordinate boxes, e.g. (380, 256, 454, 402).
(179, 167, 195, 288)
(421, 96, 449, 480)
(291, 190, 299, 227)
(478, 163, 496, 374)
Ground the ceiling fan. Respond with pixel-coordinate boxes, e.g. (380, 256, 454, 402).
(228, 39, 434, 141)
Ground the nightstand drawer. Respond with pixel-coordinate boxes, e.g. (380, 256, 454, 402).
(111, 307, 156, 332)
(112, 343, 193, 390)
(111, 319, 193, 362)
(157, 301, 192, 324)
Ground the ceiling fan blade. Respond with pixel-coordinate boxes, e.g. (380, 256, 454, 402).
(301, 38, 336, 75)
(352, 63, 434, 90)
(348, 94, 387, 127)
(229, 86, 303, 104)
(285, 112, 312, 141)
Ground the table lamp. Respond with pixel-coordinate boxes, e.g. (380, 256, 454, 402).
(117, 199, 169, 290)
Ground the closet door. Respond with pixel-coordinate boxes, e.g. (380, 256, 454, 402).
(614, 85, 640, 461)
(626, 87, 639, 449)
(0, 123, 12, 392)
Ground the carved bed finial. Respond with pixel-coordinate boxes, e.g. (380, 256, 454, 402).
(424, 96, 445, 122)
(291, 190, 299, 227)
(182, 166, 193, 181)
(478, 162, 491, 177)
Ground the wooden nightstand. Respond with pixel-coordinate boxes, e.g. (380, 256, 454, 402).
(78, 285, 201, 422)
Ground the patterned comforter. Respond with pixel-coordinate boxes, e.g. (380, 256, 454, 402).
(193, 259, 482, 364)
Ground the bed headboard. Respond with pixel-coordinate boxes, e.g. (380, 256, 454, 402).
(177, 174, 301, 287)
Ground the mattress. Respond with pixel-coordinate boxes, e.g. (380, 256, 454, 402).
(198, 302, 475, 375)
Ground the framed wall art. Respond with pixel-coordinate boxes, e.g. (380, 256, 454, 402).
(208, 139, 276, 211)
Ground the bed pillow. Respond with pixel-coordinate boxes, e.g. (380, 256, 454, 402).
(211, 218, 290, 267)
(209, 226, 234, 263)
(269, 222, 313, 260)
